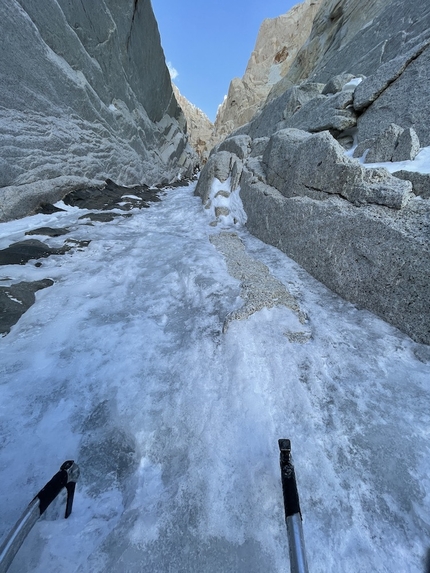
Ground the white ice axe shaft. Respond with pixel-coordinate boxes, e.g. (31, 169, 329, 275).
(0, 461, 79, 573)
(279, 439, 309, 573)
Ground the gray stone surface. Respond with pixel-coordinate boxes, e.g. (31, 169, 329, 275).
(393, 171, 430, 199)
(250, 138, 270, 157)
(287, 0, 430, 85)
(322, 73, 356, 95)
(194, 151, 243, 204)
(0, 0, 196, 222)
(353, 39, 430, 111)
(356, 46, 430, 148)
(392, 128, 421, 163)
(0, 279, 54, 336)
(218, 135, 252, 160)
(354, 124, 404, 163)
(284, 90, 357, 133)
(263, 129, 412, 209)
(209, 232, 307, 332)
(239, 83, 324, 139)
(239, 173, 430, 345)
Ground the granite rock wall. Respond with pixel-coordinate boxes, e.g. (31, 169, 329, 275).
(196, 0, 430, 344)
(0, 0, 196, 222)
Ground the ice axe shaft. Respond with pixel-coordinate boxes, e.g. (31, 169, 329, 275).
(279, 439, 309, 573)
(0, 461, 79, 573)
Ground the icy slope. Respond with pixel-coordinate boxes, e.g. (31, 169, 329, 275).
(0, 183, 429, 572)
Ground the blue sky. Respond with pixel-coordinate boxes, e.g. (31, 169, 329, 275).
(151, 0, 303, 122)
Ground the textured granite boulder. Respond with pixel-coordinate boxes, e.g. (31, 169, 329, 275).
(0, 0, 196, 222)
(218, 135, 252, 160)
(263, 129, 412, 209)
(393, 171, 430, 199)
(194, 151, 243, 204)
(355, 124, 421, 164)
(250, 138, 270, 157)
(239, 171, 430, 345)
(392, 128, 421, 162)
(284, 91, 357, 133)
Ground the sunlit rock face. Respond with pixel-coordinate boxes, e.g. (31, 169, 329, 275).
(196, 0, 430, 345)
(0, 0, 196, 222)
(212, 0, 322, 144)
(172, 84, 214, 163)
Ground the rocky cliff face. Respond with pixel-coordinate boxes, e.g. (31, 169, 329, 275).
(213, 0, 322, 143)
(196, 0, 430, 345)
(0, 0, 196, 222)
(172, 84, 214, 162)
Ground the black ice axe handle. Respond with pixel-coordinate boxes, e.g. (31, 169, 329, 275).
(0, 461, 80, 573)
(279, 440, 309, 573)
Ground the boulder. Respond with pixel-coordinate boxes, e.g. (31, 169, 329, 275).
(354, 124, 404, 162)
(354, 125, 421, 163)
(322, 73, 356, 95)
(284, 90, 357, 133)
(250, 137, 270, 157)
(218, 135, 252, 160)
(263, 129, 412, 209)
(393, 171, 430, 199)
(392, 128, 421, 162)
(239, 171, 430, 345)
(194, 151, 243, 204)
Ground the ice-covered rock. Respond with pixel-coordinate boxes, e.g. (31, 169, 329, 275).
(0, 0, 196, 222)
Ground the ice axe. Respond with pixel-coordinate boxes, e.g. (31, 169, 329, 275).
(279, 439, 309, 573)
(0, 460, 79, 573)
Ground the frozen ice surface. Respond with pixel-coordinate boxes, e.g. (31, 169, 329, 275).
(0, 183, 429, 573)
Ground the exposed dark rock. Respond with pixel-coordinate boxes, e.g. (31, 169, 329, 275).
(0, 240, 70, 266)
(0, 279, 54, 336)
(78, 213, 133, 223)
(64, 179, 161, 211)
(34, 203, 66, 215)
(26, 227, 70, 237)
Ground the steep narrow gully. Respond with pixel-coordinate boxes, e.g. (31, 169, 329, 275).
(0, 182, 429, 573)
